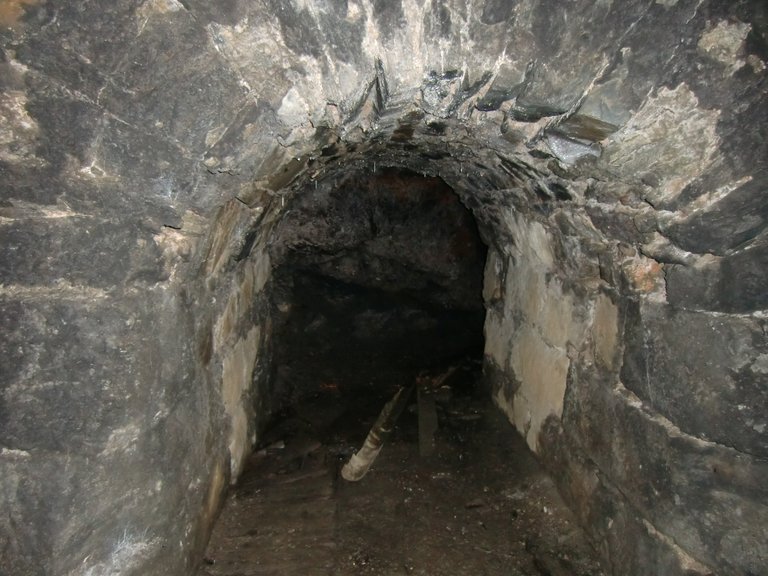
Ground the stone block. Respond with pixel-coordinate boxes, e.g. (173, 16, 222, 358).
(620, 255, 665, 296)
(556, 364, 768, 575)
(667, 234, 768, 313)
(0, 289, 190, 453)
(539, 419, 716, 576)
(591, 293, 619, 370)
(0, 217, 168, 288)
(621, 300, 768, 456)
(483, 306, 515, 371)
(507, 325, 570, 452)
(664, 175, 768, 255)
(0, 285, 227, 575)
(715, 234, 768, 313)
(13, 1, 143, 100)
(221, 326, 260, 478)
(484, 356, 518, 399)
(482, 247, 504, 304)
(100, 10, 247, 154)
(535, 279, 574, 350)
(586, 205, 653, 245)
(665, 258, 721, 310)
(21, 80, 103, 171)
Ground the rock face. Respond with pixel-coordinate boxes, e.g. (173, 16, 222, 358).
(0, 1, 766, 575)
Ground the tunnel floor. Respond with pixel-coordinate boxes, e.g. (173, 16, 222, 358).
(200, 366, 606, 576)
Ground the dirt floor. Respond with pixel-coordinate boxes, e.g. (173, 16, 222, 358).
(200, 367, 606, 576)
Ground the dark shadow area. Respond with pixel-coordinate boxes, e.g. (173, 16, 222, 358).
(268, 167, 488, 408)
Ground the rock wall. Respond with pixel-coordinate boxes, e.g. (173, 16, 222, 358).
(202, 199, 275, 479)
(1, 0, 766, 575)
(484, 213, 587, 453)
(482, 205, 768, 574)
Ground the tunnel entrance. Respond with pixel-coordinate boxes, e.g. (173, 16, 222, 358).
(200, 168, 607, 575)
(268, 167, 487, 407)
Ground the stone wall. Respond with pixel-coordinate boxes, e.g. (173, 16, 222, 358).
(484, 213, 588, 453)
(202, 199, 275, 480)
(482, 205, 768, 574)
(1, 0, 766, 574)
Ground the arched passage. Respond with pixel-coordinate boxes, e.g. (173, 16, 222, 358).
(0, 1, 766, 575)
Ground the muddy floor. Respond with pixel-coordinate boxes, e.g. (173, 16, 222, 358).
(200, 368, 606, 576)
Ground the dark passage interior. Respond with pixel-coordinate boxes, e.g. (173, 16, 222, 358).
(270, 168, 486, 404)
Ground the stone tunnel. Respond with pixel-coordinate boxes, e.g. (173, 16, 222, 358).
(1, 0, 766, 574)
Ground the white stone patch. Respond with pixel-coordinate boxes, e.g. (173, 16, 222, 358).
(0, 448, 31, 459)
(0, 202, 91, 221)
(100, 423, 141, 456)
(289, 0, 313, 12)
(641, 519, 713, 573)
(0, 91, 45, 167)
(205, 124, 229, 148)
(81, 529, 161, 576)
(483, 214, 587, 454)
(354, 0, 505, 102)
(203, 19, 297, 110)
(346, 1, 362, 20)
(751, 354, 768, 375)
(504, 212, 554, 268)
(153, 227, 193, 281)
(482, 248, 504, 303)
(509, 326, 571, 452)
(358, 0, 383, 68)
(545, 133, 601, 165)
(298, 54, 341, 125)
(140, 0, 184, 13)
(606, 84, 720, 204)
(222, 326, 260, 479)
(78, 158, 110, 180)
(252, 249, 271, 294)
(0, 282, 110, 301)
(698, 20, 751, 73)
(513, 259, 544, 321)
(537, 281, 575, 350)
(326, 61, 361, 106)
(136, 0, 184, 35)
(746, 54, 766, 74)
(277, 87, 311, 128)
